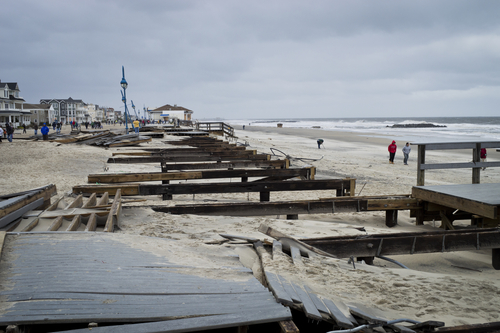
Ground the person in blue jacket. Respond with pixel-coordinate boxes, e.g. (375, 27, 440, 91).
(41, 123, 50, 141)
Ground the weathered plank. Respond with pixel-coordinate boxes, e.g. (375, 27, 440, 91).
(161, 160, 289, 171)
(139, 179, 352, 198)
(153, 198, 367, 216)
(321, 298, 355, 328)
(107, 154, 270, 164)
(264, 271, 293, 306)
(66, 215, 81, 231)
(47, 216, 63, 231)
(88, 168, 313, 183)
(0, 184, 57, 218)
(0, 198, 45, 229)
(73, 185, 139, 196)
(291, 282, 322, 321)
(104, 189, 122, 232)
(85, 213, 97, 232)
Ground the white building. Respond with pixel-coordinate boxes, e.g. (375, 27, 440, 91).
(149, 104, 193, 122)
(0, 80, 30, 127)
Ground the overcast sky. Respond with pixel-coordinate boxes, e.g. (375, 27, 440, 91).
(2, 0, 500, 119)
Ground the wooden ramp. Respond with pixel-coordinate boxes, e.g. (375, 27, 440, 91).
(0, 232, 291, 331)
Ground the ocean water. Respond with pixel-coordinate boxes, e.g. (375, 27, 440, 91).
(227, 117, 500, 142)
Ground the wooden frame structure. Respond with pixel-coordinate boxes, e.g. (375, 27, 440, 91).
(73, 179, 355, 201)
(411, 141, 500, 186)
(88, 167, 316, 183)
(149, 194, 418, 225)
(3, 190, 123, 233)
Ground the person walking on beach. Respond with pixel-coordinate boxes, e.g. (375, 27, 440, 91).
(317, 139, 324, 149)
(41, 123, 49, 140)
(481, 148, 487, 170)
(22, 123, 26, 134)
(402, 142, 411, 165)
(33, 123, 38, 135)
(133, 118, 140, 134)
(388, 140, 397, 164)
(6, 123, 14, 142)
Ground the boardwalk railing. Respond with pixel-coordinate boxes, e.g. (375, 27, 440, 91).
(196, 122, 235, 137)
(412, 141, 500, 185)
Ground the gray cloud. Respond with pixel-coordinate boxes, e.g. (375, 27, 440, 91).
(2, 0, 500, 118)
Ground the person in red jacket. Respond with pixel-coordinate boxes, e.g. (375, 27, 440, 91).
(388, 140, 397, 164)
(481, 148, 487, 170)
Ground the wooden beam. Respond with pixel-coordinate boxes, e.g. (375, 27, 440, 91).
(0, 184, 57, 219)
(301, 228, 500, 266)
(81, 193, 97, 208)
(96, 192, 109, 206)
(161, 160, 288, 171)
(21, 218, 39, 232)
(139, 179, 352, 199)
(0, 231, 6, 259)
(73, 185, 139, 196)
(66, 215, 82, 231)
(47, 216, 63, 231)
(279, 320, 300, 333)
(104, 189, 122, 232)
(107, 154, 270, 164)
(88, 168, 313, 183)
(64, 195, 83, 209)
(85, 213, 98, 232)
(150, 199, 370, 216)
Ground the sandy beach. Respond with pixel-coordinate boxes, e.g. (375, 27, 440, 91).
(1, 124, 500, 326)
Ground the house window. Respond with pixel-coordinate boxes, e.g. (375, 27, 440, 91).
(5, 103, 9, 109)
(4, 90, 8, 98)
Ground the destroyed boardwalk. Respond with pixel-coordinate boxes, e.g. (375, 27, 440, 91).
(0, 233, 291, 331)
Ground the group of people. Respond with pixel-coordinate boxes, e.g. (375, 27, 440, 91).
(388, 141, 411, 165)
(388, 141, 488, 168)
(0, 123, 15, 142)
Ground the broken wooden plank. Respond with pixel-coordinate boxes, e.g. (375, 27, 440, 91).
(291, 282, 323, 321)
(104, 189, 122, 232)
(303, 286, 330, 316)
(272, 240, 283, 260)
(21, 218, 39, 232)
(47, 216, 63, 231)
(290, 246, 302, 265)
(0, 231, 5, 258)
(66, 215, 82, 231)
(88, 168, 313, 183)
(0, 198, 45, 229)
(219, 234, 259, 243)
(321, 298, 356, 328)
(349, 306, 387, 325)
(258, 224, 337, 259)
(73, 185, 139, 196)
(81, 193, 97, 209)
(64, 195, 83, 210)
(85, 213, 97, 232)
(276, 275, 301, 304)
(263, 271, 294, 307)
(96, 192, 109, 206)
(161, 160, 288, 171)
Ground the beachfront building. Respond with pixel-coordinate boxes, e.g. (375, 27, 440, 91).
(0, 80, 30, 127)
(23, 103, 54, 125)
(149, 104, 193, 122)
(40, 97, 87, 124)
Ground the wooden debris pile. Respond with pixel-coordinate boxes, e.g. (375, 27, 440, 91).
(218, 226, 447, 333)
(30, 130, 152, 147)
(0, 185, 124, 233)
